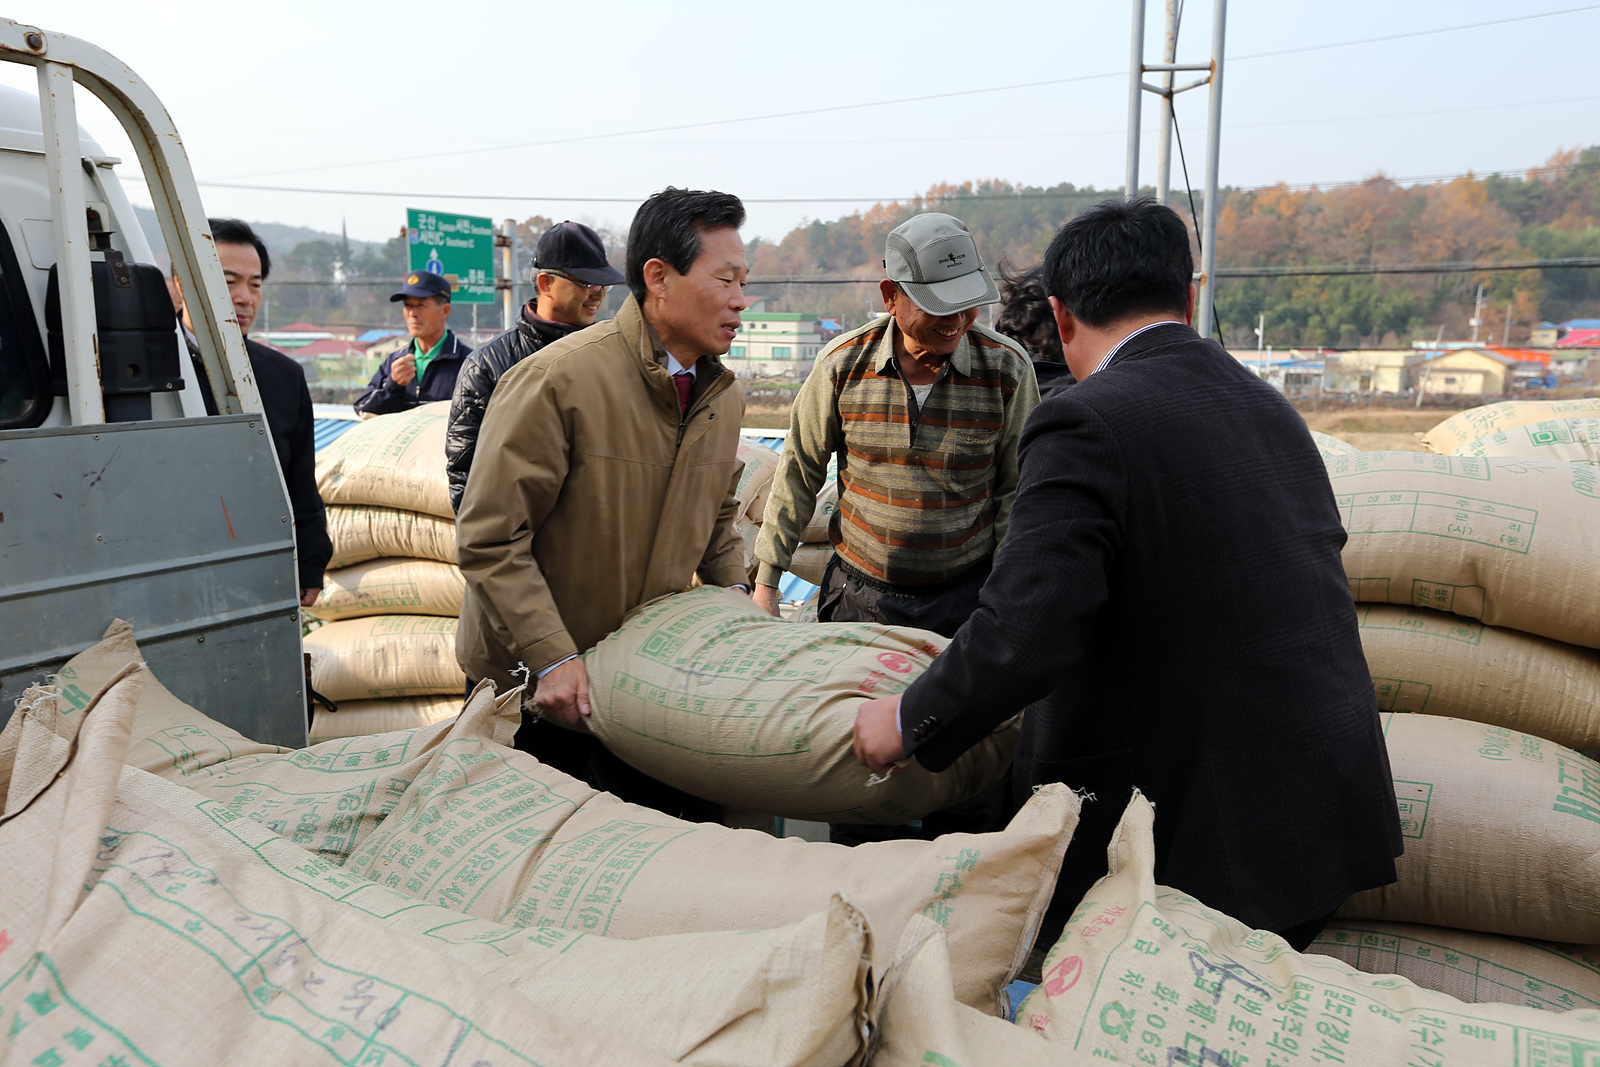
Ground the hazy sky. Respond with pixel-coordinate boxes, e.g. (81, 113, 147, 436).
(10, 1, 1600, 246)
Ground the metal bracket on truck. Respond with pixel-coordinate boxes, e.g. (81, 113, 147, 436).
(0, 18, 307, 747)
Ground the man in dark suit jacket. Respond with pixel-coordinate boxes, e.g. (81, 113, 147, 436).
(852, 198, 1402, 950)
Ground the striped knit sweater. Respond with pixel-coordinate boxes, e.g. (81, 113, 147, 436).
(755, 315, 1038, 587)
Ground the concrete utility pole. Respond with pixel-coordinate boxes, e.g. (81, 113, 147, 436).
(1255, 312, 1265, 372)
(1126, 0, 1227, 336)
(1470, 283, 1485, 343)
(1154, 0, 1181, 206)
(1502, 301, 1514, 346)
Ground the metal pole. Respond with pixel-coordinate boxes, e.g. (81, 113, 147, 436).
(1195, 0, 1227, 340)
(37, 61, 103, 425)
(501, 217, 515, 331)
(1124, 0, 1148, 200)
(1154, 0, 1179, 205)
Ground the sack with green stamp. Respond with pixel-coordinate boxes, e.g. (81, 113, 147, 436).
(19, 620, 504, 864)
(1357, 604, 1600, 751)
(578, 586, 1018, 823)
(344, 693, 1079, 1015)
(1453, 417, 1600, 465)
(315, 400, 453, 518)
(1421, 398, 1600, 455)
(1328, 451, 1600, 648)
(734, 437, 782, 521)
(325, 504, 457, 568)
(306, 614, 466, 701)
(1309, 921, 1600, 1011)
(1338, 712, 1600, 942)
(1016, 793, 1600, 1066)
(788, 542, 835, 585)
(310, 694, 460, 741)
(1, 667, 831, 1067)
(307, 557, 465, 622)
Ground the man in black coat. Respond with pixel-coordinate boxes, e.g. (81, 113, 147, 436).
(852, 198, 1402, 950)
(445, 221, 624, 512)
(354, 270, 471, 416)
(177, 219, 332, 605)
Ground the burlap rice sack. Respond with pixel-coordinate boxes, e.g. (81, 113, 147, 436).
(325, 504, 457, 568)
(788, 543, 834, 585)
(305, 614, 466, 701)
(1339, 712, 1600, 942)
(308, 557, 465, 621)
(309, 694, 460, 740)
(1421, 398, 1600, 454)
(1310, 429, 1361, 457)
(1357, 604, 1600, 751)
(1, 668, 870, 1067)
(580, 586, 1018, 823)
(344, 692, 1077, 1015)
(1016, 793, 1600, 1065)
(1328, 451, 1600, 648)
(1310, 921, 1600, 1011)
(315, 400, 453, 518)
(1453, 417, 1600, 465)
(734, 437, 782, 521)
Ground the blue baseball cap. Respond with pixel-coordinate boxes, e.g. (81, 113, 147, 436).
(390, 270, 453, 302)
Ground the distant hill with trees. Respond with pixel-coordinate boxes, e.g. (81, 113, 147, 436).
(746, 147, 1600, 348)
(135, 146, 1600, 348)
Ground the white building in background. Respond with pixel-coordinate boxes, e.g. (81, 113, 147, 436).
(727, 312, 824, 378)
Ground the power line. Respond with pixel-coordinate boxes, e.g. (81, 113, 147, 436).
(270, 257, 1600, 289)
(199, 5, 1600, 184)
(119, 154, 1600, 207)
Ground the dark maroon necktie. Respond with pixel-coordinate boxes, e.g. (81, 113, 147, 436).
(673, 370, 692, 414)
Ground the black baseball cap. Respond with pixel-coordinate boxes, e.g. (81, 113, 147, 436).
(533, 221, 625, 286)
(390, 270, 453, 302)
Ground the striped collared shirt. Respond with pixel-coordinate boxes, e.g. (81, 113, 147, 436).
(1091, 320, 1185, 376)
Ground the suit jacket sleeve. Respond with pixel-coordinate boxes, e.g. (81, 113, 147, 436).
(992, 359, 1040, 548)
(287, 372, 332, 589)
(354, 351, 414, 416)
(902, 393, 1127, 771)
(455, 362, 577, 673)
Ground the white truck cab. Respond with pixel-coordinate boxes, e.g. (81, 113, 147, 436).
(0, 18, 306, 747)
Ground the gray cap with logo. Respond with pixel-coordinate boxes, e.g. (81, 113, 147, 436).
(884, 212, 1000, 315)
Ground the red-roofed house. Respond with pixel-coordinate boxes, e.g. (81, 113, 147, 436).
(1557, 328, 1600, 349)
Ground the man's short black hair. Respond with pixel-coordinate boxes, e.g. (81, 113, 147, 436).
(1041, 198, 1191, 329)
(208, 217, 271, 280)
(625, 188, 745, 302)
(994, 259, 1063, 362)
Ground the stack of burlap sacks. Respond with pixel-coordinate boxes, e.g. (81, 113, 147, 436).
(305, 402, 469, 739)
(306, 402, 786, 740)
(1286, 399, 1600, 1011)
(1, 621, 1083, 1064)
(11, 625, 1600, 1067)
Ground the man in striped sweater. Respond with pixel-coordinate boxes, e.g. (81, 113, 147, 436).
(754, 212, 1038, 841)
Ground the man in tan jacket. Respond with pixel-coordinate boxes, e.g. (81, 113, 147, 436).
(456, 188, 751, 814)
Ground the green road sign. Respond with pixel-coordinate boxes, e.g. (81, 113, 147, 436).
(406, 208, 495, 304)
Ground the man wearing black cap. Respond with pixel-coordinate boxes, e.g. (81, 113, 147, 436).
(353, 270, 472, 416)
(445, 221, 624, 513)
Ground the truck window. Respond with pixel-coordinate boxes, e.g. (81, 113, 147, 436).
(0, 222, 50, 429)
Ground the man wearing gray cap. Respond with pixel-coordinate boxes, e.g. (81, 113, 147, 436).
(753, 212, 1038, 839)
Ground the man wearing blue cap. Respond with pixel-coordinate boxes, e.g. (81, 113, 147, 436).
(354, 270, 473, 415)
(445, 221, 624, 513)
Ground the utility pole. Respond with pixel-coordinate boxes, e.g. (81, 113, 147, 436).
(1125, 0, 1228, 336)
(1254, 312, 1265, 373)
(1124, 0, 1147, 200)
(1469, 283, 1484, 344)
(1154, 0, 1181, 206)
(1502, 301, 1514, 346)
